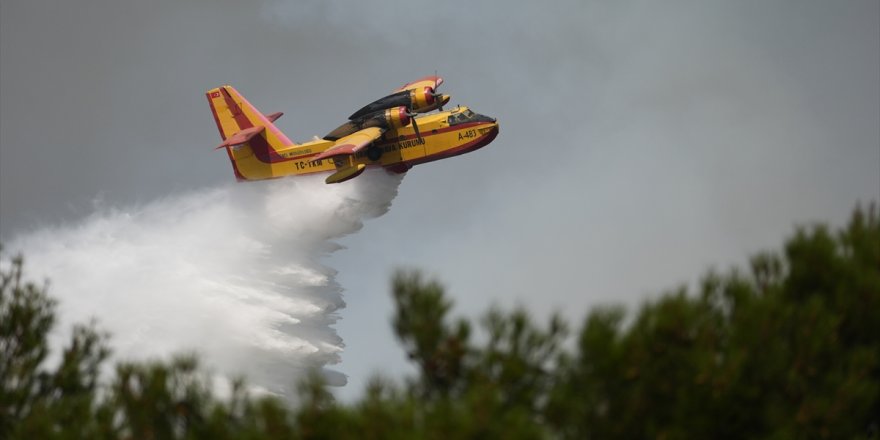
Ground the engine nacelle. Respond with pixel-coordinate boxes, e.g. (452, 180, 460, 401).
(349, 87, 443, 120)
(409, 87, 436, 111)
(383, 106, 411, 129)
(328, 106, 415, 140)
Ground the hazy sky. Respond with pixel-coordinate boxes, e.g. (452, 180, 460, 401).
(2, 0, 878, 399)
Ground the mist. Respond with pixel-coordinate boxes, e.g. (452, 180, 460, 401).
(7, 169, 403, 396)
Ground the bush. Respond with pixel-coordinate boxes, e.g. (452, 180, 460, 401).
(2, 204, 877, 438)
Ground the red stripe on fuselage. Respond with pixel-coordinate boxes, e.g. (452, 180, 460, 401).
(394, 125, 498, 168)
(237, 118, 495, 174)
(237, 126, 497, 181)
(373, 121, 487, 146)
(243, 120, 470, 164)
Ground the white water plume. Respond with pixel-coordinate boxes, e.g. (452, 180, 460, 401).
(6, 169, 403, 396)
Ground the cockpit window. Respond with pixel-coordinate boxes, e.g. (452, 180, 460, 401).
(447, 109, 477, 126)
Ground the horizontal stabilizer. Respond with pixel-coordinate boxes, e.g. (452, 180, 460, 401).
(326, 164, 366, 184)
(266, 112, 283, 122)
(215, 126, 264, 149)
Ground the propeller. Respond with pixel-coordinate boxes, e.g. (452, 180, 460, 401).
(349, 75, 449, 120)
(403, 107, 422, 141)
(400, 74, 445, 142)
(433, 73, 445, 112)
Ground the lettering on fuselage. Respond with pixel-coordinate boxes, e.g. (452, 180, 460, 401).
(397, 138, 425, 149)
(358, 137, 426, 158)
(457, 129, 477, 140)
(295, 158, 323, 170)
(281, 148, 313, 159)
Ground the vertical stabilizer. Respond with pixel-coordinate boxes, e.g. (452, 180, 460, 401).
(206, 85, 296, 180)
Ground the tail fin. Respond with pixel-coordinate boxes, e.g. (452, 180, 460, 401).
(206, 85, 295, 179)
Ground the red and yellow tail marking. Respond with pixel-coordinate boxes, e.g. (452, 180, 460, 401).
(206, 85, 303, 180)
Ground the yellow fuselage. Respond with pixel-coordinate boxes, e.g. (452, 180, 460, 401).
(229, 107, 499, 181)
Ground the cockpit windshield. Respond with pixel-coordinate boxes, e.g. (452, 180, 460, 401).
(447, 109, 496, 126)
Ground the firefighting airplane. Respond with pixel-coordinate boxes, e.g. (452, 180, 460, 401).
(206, 76, 499, 184)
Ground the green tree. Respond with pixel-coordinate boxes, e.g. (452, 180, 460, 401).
(2, 203, 878, 439)
(1, 253, 110, 439)
(545, 204, 880, 438)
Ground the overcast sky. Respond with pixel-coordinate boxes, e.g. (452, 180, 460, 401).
(2, 0, 878, 400)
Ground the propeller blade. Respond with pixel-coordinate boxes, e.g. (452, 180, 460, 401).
(439, 94, 451, 108)
(433, 75, 444, 111)
(410, 114, 422, 141)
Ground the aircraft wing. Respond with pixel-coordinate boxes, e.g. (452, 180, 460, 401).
(393, 75, 443, 93)
(313, 126, 384, 161)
